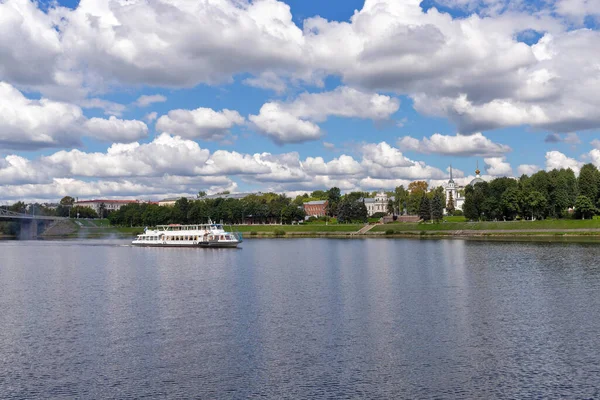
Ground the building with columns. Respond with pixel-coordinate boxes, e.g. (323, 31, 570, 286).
(364, 191, 394, 216)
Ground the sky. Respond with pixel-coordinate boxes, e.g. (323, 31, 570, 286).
(1, 0, 600, 203)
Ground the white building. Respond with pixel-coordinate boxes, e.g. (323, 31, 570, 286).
(364, 192, 393, 216)
(445, 164, 487, 213)
(74, 199, 139, 214)
(445, 166, 465, 212)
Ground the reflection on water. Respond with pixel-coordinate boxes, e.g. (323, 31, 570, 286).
(1, 239, 599, 398)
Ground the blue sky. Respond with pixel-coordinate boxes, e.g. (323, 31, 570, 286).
(1, 0, 600, 201)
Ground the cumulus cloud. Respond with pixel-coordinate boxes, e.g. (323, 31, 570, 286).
(84, 116, 149, 142)
(0, 82, 148, 150)
(398, 133, 511, 156)
(1, 136, 455, 200)
(249, 103, 322, 144)
(250, 87, 399, 143)
(545, 150, 583, 173)
(134, 94, 167, 108)
(156, 107, 245, 141)
(517, 164, 540, 176)
(2, 0, 600, 138)
(484, 157, 513, 176)
(0, 82, 84, 150)
(243, 71, 287, 93)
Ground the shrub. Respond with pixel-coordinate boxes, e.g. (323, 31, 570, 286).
(274, 229, 286, 236)
(385, 229, 395, 235)
(250, 231, 258, 236)
(452, 210, 464, 216)
(371, 212, 387, 219)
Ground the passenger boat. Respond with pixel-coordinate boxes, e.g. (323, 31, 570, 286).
(132, 222, 242, 248)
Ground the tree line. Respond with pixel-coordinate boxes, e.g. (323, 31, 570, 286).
(462, 165, 599, 220)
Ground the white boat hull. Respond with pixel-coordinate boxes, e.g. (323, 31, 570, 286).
(132, 223, 243, 248)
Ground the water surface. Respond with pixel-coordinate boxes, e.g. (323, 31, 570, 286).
(1, 238, 599, 398)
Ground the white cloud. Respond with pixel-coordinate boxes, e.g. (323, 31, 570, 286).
(243, 71, 287, 93)
(79, 98, 126, 116)
(134, 94, 167, 108)
(250, 86, 399, 144)
(156, 107, 245, 141)
(52, 0, 305, 89)
(545, 150, 583, 173)
(84, 116, 148, 142)
(361, 142, 447, 180)
(555, 0, 600, 24)
(484, 157, 513, 176)
(398, 133, 511, 156)
(0, 82, 149, 150)
(249, 103, 322, 144)
(144, 112, 158, 123)
(0, 82, 84, 150)
(0, 0, 66, 88)
(517, 164, 540, 176)
(1, 135, 457, 200)
(302, 155, 363, 176)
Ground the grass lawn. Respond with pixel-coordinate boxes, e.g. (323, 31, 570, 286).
(372, 218, 600, 232)
(98, 224, 364, 236)
(230, 224, 363, 233)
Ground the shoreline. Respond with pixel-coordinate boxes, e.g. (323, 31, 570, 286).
(16, 229, 600, 243)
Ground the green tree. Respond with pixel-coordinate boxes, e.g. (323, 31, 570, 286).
(326, 187, 341, 217)
(337, 197, 367, 223)
(524, 191, 547, 220)
(419, 195, 431, 221)
(431, 191, 444, 222)
(446, 191, 455, 215)
(173, 197, 190, 224)
(394, 185, 409, 215)
(60, 196, 75, 206)
(387, 199, 395, 215)
(98, 202, 107, 219)
(575, 195, 596, 219)
(577, 164, 600, 203)
(197, 191, 207, 198)
(500, 187, 520, 220)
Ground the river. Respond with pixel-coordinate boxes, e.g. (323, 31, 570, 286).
(1, 238, 599, 398)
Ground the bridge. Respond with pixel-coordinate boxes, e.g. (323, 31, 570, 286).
(0, 208, 68, 239)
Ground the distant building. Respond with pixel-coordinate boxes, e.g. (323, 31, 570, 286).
(157, 197, 193, 207)
(159, 192, 257, 207)
(445, 165, 465, 212)
(304, 200, 328, 217)
(364, 192, 393, 216)
(445, 163, 487, 213)
(74, 199, 138, 214)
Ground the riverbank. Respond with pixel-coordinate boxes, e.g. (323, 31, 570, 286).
(4, 218, 600, 241)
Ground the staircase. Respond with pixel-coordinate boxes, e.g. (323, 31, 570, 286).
(356, 223, 378, 235)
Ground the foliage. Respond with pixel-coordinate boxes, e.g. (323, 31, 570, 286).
(523, 191, 547, 220)
(326, 187, 341, 217)
(431, 191, 444, 222)
(72, 206, 98, 219)
(336, 197, 368, 223)
(385, 229, 395, 235)
(575, 195, 596, 219)
(371, 212, 387, 219)
(60, 196, 75, 206)
(419, 195, 431, 221)
(446, 191, 455, 215)
(577, 164, 600, 204)
(274, 229, 286, 236)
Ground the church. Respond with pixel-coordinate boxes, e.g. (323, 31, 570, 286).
(444, 164, 485, 213)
